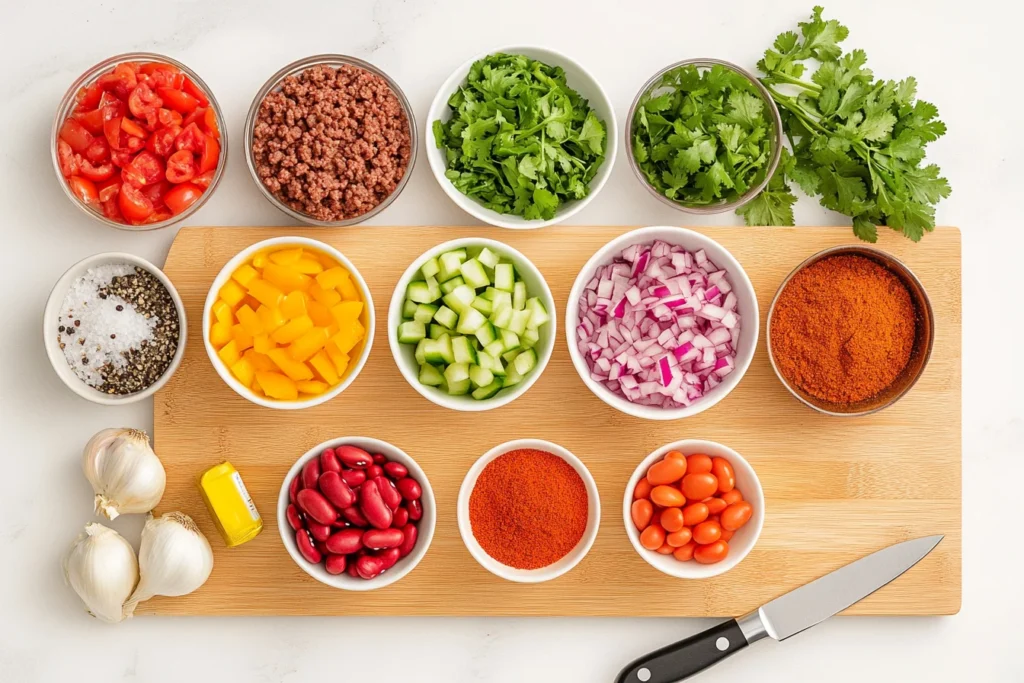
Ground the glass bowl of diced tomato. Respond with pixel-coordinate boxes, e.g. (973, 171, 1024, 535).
(52, 53, 226, 230)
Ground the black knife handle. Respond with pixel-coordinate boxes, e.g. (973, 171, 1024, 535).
(614, 619, 748, 683)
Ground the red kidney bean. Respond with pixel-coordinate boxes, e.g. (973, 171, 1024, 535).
(397, 523, 418, 558)
(295, 529, 321, 564)
(314, 539, 329, 555)
(382, 461, 408, 479)
(356, 554, 386, 580)
(319, 471, 356, 509)
(336, 445, 372, 469)
(301, 458, 321, 490)
(308, 520, 332, 542)
(392, 507, 409, 527)
(372, 453, 388, 465)
(407, 498, 423, 521)
(289, 475, 302, 503)
(285, 504, 305, 532)
(365, 464, 383, 478)
(320, 448, 342, 474)
(362, 528, 404, 549)
(373, 475, 402, 511)
(341, 469, 367, 487)
(359, 480, 393, 529)
(325, 528, 364, 554)
(377, 547, 401, 570)
(331, 518, 349, 528)
(347, 555, 361, 577)
(295, 488, 338, 525)
(396, 477, 422, 501)
(341, 506, 369, 527)
(325, 553, 347, 575)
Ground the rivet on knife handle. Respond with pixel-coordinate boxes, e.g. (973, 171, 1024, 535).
(614, 619, 750, 683)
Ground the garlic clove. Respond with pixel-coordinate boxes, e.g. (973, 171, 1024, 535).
(82, 428, 166, 520)
(123, 512, 214, 616)
(63, 523, 139, 624)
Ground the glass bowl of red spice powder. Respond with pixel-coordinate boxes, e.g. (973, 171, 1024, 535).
(457, 439, 600, 583)
(766, 245, 935, 416)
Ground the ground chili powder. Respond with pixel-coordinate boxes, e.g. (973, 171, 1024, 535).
(769, 255, 916, 404)
(469, 449, 589, 570)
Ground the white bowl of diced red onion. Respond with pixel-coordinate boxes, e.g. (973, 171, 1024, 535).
(566, 226, 758, 420)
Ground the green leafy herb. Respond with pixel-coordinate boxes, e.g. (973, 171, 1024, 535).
(432, 53, 607, 221)
(630, 64, 775, 206)
(745, 6, 951, 242)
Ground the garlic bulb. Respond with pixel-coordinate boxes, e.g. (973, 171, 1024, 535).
(63, 523, 139, 624)
(83, 428, 166, 520)
(124, 512, 213, 615)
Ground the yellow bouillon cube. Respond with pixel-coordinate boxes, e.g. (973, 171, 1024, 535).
(263, 263, 311, 294)
(271, 315, 313, 345)
(279, 291, 307, 320)
(330, 301, 363, 327)
(230, 357, 255, 386)
(256, 305, 286, 334)
(269, 248, 303, 266)
(255, 371, 298, 400)
(218, 340, 241, 367)
(246, 279, 284, 309)
(296, 380, 329, 395)
(231, 264, 259, 287)
(218, 280, 246, 307)
(289, 327, 330, 362)
(266, 349, 314, 381)
(309, 350, 340, 385)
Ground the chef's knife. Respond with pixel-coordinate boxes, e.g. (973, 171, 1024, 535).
(615, 534, 944, 683)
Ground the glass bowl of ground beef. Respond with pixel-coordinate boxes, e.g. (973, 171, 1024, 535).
(245, 55, 417, 226)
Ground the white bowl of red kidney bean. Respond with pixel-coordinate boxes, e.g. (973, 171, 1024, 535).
(278, 437, 435, 590)
(52, 52, 227, 230)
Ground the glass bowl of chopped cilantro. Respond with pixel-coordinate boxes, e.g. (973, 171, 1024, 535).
(627, 59, 782, 214)
(427, 48, 616, 229)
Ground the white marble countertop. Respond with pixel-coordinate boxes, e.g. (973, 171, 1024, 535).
(1, 0, 1018, 680)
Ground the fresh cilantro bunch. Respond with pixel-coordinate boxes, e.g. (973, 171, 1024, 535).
(739, 7, 951, 241)
(631, 64, 775, 207)
(432, 53, 606, 221)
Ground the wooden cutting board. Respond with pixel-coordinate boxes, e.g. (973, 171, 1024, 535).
(145, 225, 961, 617)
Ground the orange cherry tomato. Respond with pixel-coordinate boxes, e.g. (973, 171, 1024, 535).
(681, 502, 709, 527)
(721, 489, 743, 505)
(692, 520, 722, 545)
(650, 485, 685, 508)
(664, 450, 687, 462)
(720, 501, 754, 531)
(704, 497, 728, 515)
(687, 454, 713, 474)
(720, 528, 735, 542)
(666, 527, 692, 548)
(711, 457, 736, 493)
(655, 543, 675, 555)
(633, 479, 653, 500)
(631, 499, 653, 531)
(681, 473, 719, 501)
(694, 540, 729, 564)
(640, 523, 666, 551)
(646, 457, 687, 486)
(660, 507, 685, 533)
(672, 542, 697, 562)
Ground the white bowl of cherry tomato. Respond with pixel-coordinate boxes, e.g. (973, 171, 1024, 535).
(623, 439, 764, 579)
(52, 53, 226, 230)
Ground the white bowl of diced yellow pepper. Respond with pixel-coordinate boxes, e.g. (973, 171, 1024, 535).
(203, 236, 374, 409)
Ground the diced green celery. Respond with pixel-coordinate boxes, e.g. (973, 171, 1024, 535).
(494, 263, 515, 292)
(433, 305, 458, 329)
(397, 321, 426, 344)
(420, 257, 440, 279)
(477, 247, 499, 269)
(413, 303, 438, 324)
(513, 281, 527, 310)
(440, 276, 465, 295)
(460, 258, 490, 289)
(456, 308, 487, 334)
(418, 363, 444, 386)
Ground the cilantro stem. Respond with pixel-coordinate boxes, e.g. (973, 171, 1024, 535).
(766, 72, 822, 94)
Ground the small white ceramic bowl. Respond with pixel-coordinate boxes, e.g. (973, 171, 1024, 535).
(565, 226, 759, 420)
(387, 238, 556, 411)
(277, 436, 436, 591)
(457, 439, 600, 583)
(623, 439, 764, 579)
(43, 252, 187, 405)
(203, 236, 374, 410)
(425, 46, 618, 229)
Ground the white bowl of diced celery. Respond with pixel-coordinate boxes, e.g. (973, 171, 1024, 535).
(388, 238, 556, 411)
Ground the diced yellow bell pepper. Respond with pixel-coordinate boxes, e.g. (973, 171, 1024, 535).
(256, 305, 286, 334)
(232, 264, 259, 287)
(331, 301, 364, 327)
(293, 258, 324, 275)
(210, 321, 232, 348)
(289, 327, 330, 362)
(232, 324, 254, 351)
(235, 305, 263, 335)
(337, 275, 360, 301)
(325, 344, 350, 377)
(255, 371, 298, 400)
(309, 282, 342, 307)
(212, 299, 234, 325)
(309, 350, 340, 385)
(263, 263, 312, 294)
(230, 357, 255, 386)
(266, 349, 314, 381)
(316, 266, 348, 290)
(330, 320, 365, 354)
(250, 378, 265, 396)
(296, 380, 329, 395)
(271, 315, 313, 345)
(253, 334, 275, 354)
(315, 250, 338, 269)
(252, 252, 270, 268)
(269, 248, 303, 266)
(246, 279, 285, 309)
(217, 339, 241, 366)
(306, 299, 335, 327)
(280, 291, 308, 320)
(218, 280, 246, 307)
(244, 349, 277, 372)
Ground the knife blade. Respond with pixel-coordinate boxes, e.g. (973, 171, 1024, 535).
(614, 535, 943, 683)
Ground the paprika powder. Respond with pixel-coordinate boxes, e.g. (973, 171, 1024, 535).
(469, 449, 589, 570)
(770, 255, 916, 404)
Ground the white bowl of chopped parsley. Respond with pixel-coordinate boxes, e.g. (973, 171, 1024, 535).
(427, 47, 617, 229)
(627, 58, 782, 214)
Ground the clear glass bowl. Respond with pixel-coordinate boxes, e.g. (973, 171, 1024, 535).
(243, 54, 418, 227)
(625, 58, 783, 215)
(51, 52, 228, 231)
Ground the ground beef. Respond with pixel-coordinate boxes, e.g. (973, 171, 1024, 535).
(251, 64, 412, 222)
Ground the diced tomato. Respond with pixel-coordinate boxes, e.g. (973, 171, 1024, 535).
(57, 140, 78, 177)
(182, 106, 204, 130)
(157, 87, 199, 114)
(118, 181, 154, 221)
(101, 195, 123, 221)
(175, 123, 205, 153)
(78, 157, 115, 182)
(146, 125, 181, 157)
(69, 176, 100, 205)
(104, 117, 123, 149)
(99, 91, 125, 119)
(97, 176, 121, 202)
(140, 62, 184, 89)
(140, 209, 174, 225)
(74, 83, 102, 111)
(202, 108, 220, 139)
(120, 117, 147, 138)
(128, 82, 163, 119)
(192, 170, 215, 189)
(141, 179, 171, 207)
(124, 135, 145, 153)
(158, 108, 183, 127)
(198, 133, 220, 174)
(164, 181, 202, 215)
(84, 138, 110, 164)
(59, 119, 94, 154)
(97, 64, 137, 98)
(165, 149, 196, 183)
(181, 76, 210, 107)
(72, 108, 105, 135)
(110, 148, 134, 168)
(142, 107, 161, 132)
(121, 150, 164, 187)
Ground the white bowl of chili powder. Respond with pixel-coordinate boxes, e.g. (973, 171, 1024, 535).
(457, 439, 600, 583)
